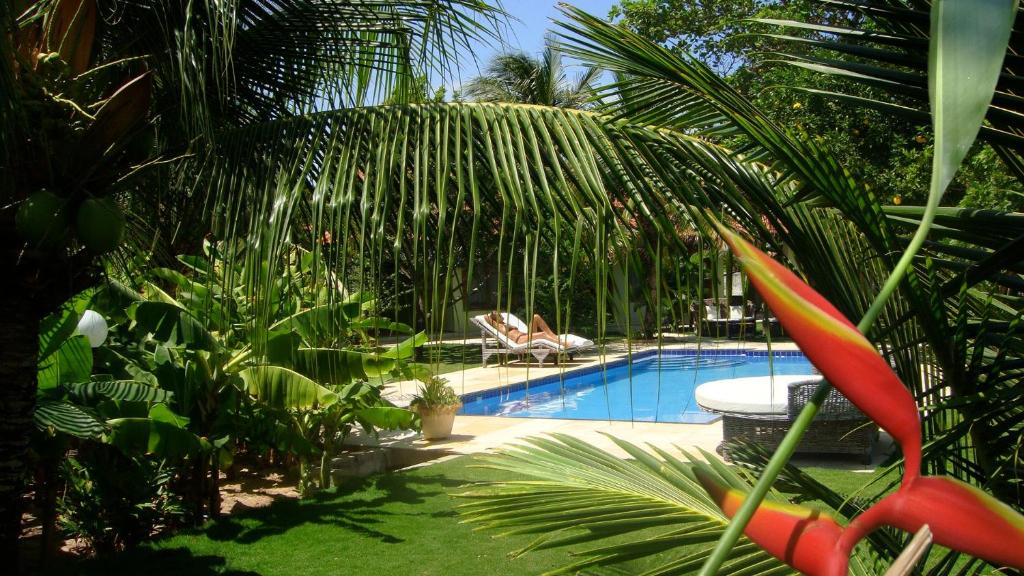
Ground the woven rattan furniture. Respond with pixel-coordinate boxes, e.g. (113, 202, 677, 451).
(697, 376, 877, 464)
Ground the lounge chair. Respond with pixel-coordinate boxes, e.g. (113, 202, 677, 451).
(700, 300, 756, 337)
(470, 313, 594, 367)
(470, 314, 554, 367)
(695, 375, 876, 463)
(499, 313, 594, 358)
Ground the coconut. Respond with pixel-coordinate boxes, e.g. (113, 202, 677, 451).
(15, 189, 69, 250)
(76, 197, 126, 253)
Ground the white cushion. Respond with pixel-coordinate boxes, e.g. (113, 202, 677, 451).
(501, 312, 528, 332)
(562, 333, 594, 348)
(503, 313, 594, 350)
(696, 375, 822, 415)
(472, 315, 529, 350)
(729, 306, 745, 321)
(705, 306, 720, 320)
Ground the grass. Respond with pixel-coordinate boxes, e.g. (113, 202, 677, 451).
(43, 456, 583, 576)
(43, 455, 888, 576)
(417, 343, 482, 376)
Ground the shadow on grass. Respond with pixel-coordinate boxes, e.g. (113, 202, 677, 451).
(43, 470, 467, 576)
(42, 547, 262, 576)
(417, 343, 484, 367)
(204, 471, 464, 546)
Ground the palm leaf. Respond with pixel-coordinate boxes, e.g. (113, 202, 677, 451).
(750, 1, 1024, 172)
(459, 434, 878, 576)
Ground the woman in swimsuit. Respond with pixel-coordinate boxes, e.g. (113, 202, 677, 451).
(487, 312, 563, 345)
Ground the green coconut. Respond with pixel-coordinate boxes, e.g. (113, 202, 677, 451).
(76, 197, 126, 254)
(15, 189, 69, 250)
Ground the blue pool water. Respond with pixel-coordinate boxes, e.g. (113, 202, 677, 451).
(459, 350, 814, 423)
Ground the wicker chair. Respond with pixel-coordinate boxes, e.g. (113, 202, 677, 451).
(717, 380, 877, 464)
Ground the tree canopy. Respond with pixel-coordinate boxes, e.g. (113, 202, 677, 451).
(608, 0, 1024, 209)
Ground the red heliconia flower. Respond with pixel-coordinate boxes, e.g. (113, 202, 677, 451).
(830, 476, 1024, 573)
(704, 221, 1024, 574)
(694, 468, 845, 575)
(711, 222, 922, 480)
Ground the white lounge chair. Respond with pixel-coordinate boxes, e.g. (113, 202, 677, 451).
(470, 313, 594, 368)
(470, 314, 553, 367)
(499, 313, 594, 357)
(700, 300, 756, 337)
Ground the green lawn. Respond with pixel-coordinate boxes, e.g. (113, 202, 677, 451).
(45, 456, 583, 576)
(44, 456, 882, 576)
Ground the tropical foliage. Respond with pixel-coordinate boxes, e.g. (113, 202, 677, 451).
(410, 376, 460, 409)
(456, 3, 1024, 575)
(1, 0, 501, 562)
(609, 0, 1024, 210)
(28, 239, 423, 558)
(2, 0, 1022, 573)
(464, 38, 601, 108)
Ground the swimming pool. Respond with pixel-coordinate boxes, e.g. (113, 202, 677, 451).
(458, 349, 814, 423)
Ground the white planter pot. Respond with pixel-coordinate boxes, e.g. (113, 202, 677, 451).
(415, 404, 461, 440)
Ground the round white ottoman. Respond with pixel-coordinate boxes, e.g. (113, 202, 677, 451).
(695, 375, 822, 417)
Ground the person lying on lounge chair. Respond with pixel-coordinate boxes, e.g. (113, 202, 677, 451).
(485, 312, 564, 345)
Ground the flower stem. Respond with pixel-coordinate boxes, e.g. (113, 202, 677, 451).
(857, 198, 941, 334)
(697, 382, 832, 576)
(698, 200, 940, 576)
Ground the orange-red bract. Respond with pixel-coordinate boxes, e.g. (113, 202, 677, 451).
(694, 468, 844, 575)
(836, 476, 1024, 572)
(712, 222, 922, 480)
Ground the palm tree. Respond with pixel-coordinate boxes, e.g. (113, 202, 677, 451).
(455, 4, 1024, 574)
(2, 1, 1020, 573)
(464, 37, 600, 107)
(0, 0, 503, 561)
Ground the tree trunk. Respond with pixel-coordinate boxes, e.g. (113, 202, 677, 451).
(190, 457, 205, 523)
(37, 459, 60, 566)
(0, 287, 40, 567)
(207, 454, 220, 520)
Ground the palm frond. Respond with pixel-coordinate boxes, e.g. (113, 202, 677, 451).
(457, 434, 792, 575)
(459, 434, 883, 576)
(748, 1, 1024, 175)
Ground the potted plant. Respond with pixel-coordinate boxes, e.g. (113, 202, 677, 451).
(410, 377, 461, 440)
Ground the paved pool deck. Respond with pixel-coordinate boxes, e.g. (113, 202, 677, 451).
(344, 336, 884, 466)
(384, 336, 802, 400)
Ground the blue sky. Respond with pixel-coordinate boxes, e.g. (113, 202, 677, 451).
(452, 0, 620, 89)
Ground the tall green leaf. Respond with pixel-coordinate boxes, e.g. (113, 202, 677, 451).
(381, 332, 428, 360)
(292, 348, 395, 385)
(269, 302, 360, 343)
(38, 335, 92, 391)
(38, 290, 93, 361)
(133, 301, 218, 350)
(928, 0, 1016, 201)
(240, 365, 338, 410)
(147, 403, 190, 429)
(105, 417, 208, 460)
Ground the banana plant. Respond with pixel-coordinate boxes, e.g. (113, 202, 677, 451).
(31, 289, 206, 560)
(135, 240, 423, 495)
(255, 295, 425, 494)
